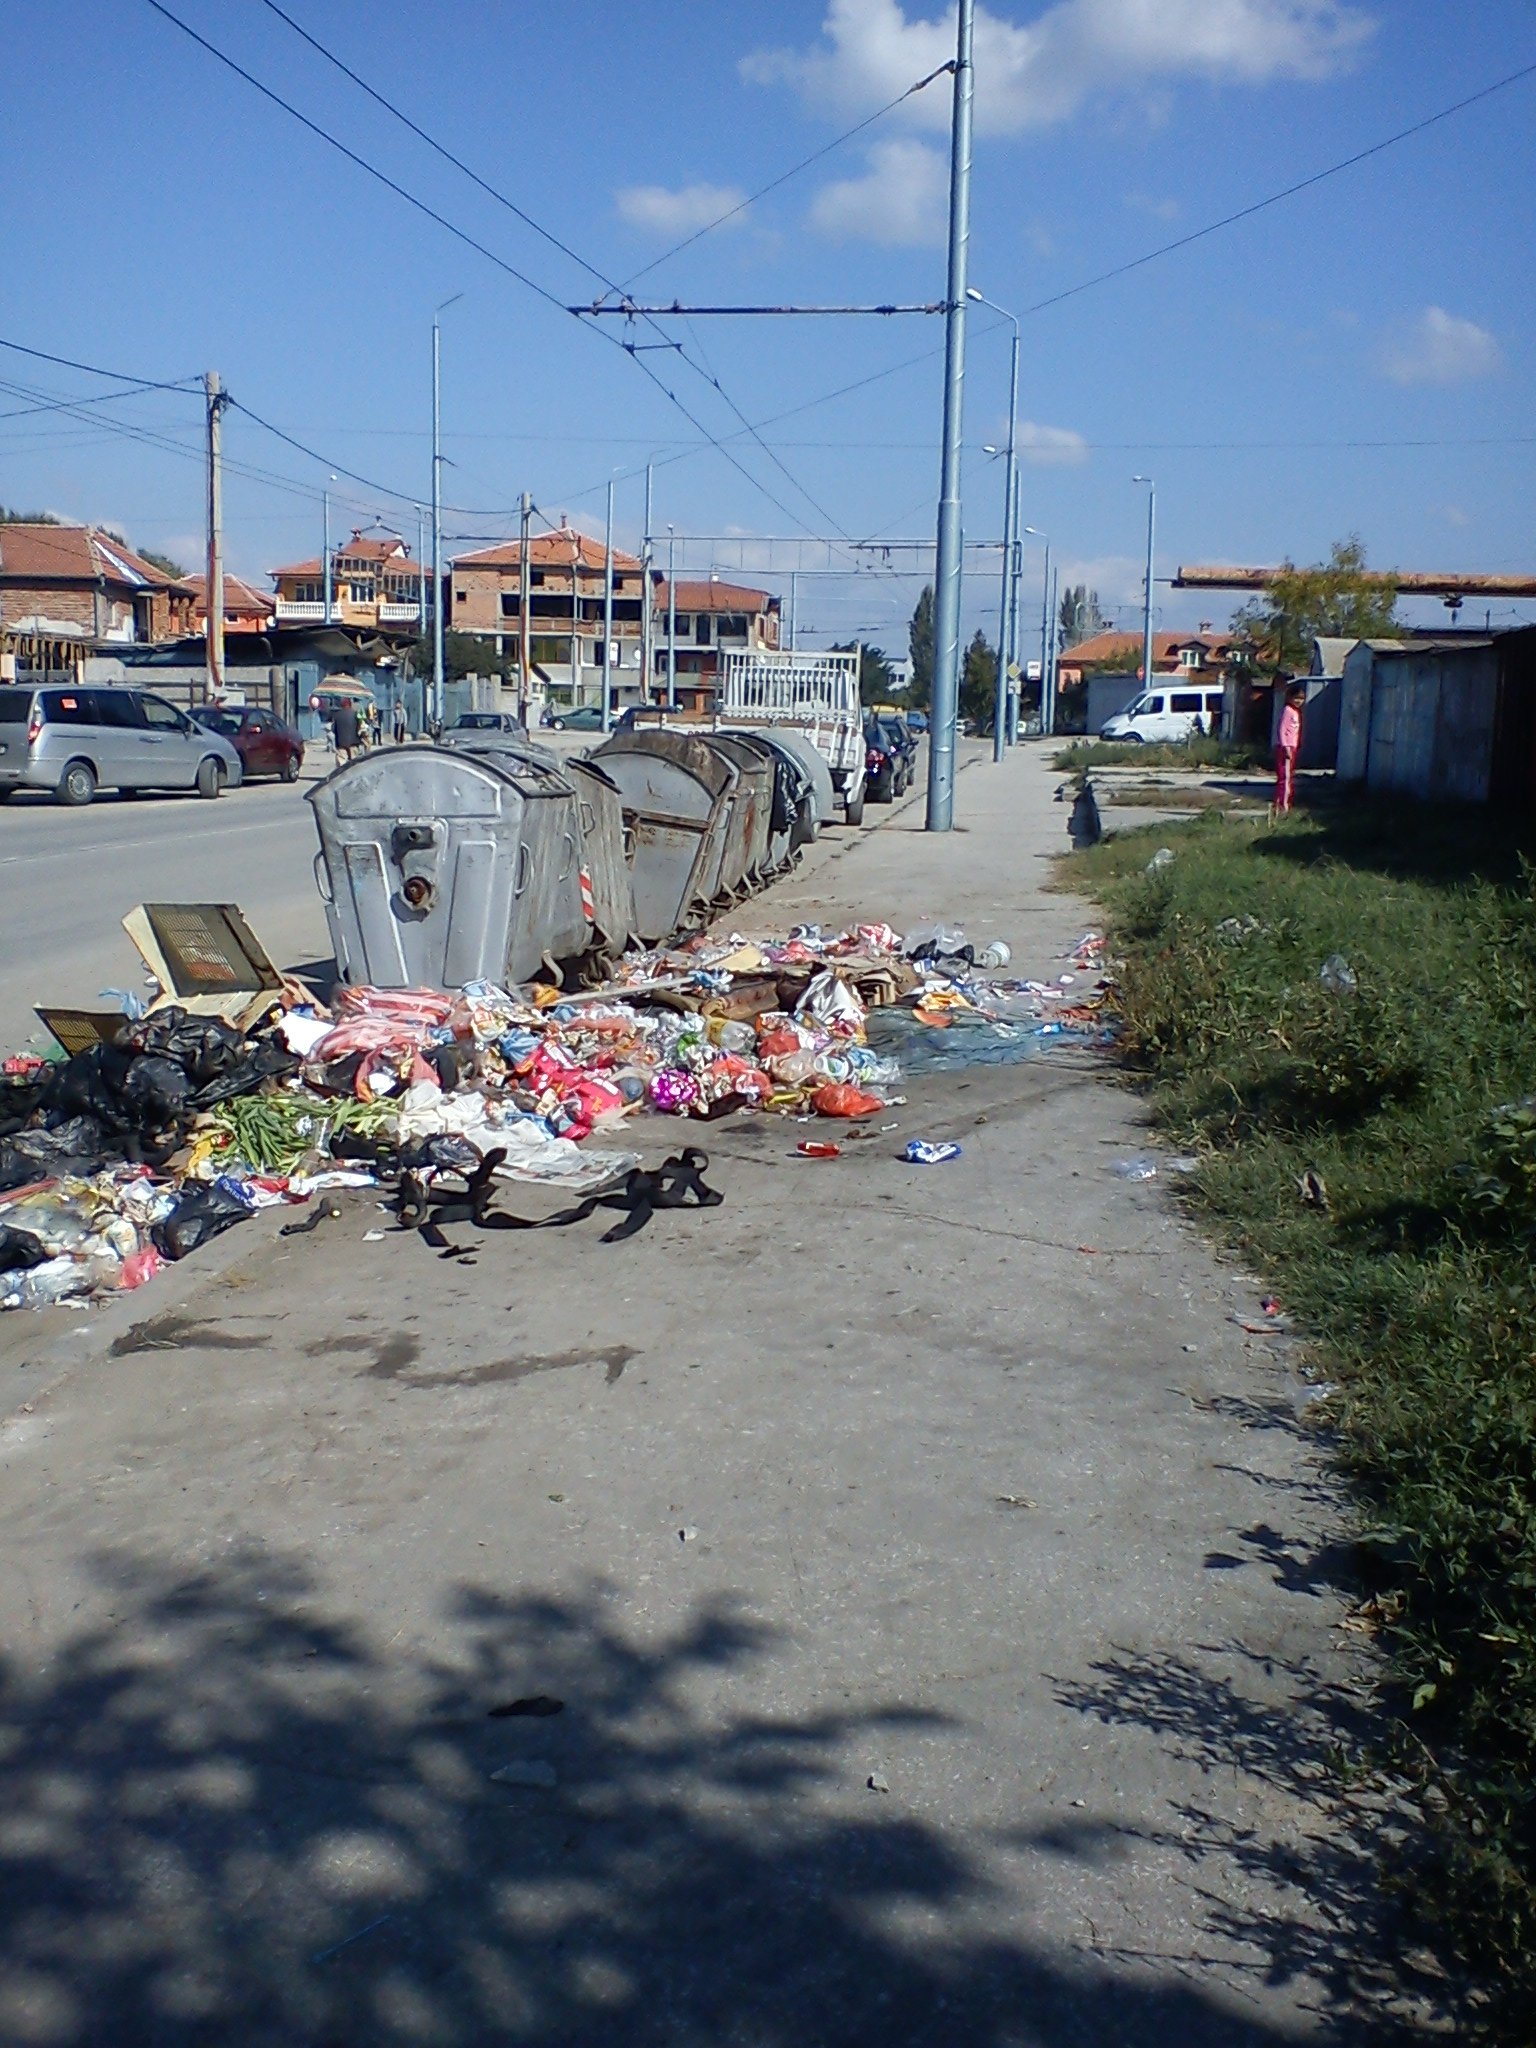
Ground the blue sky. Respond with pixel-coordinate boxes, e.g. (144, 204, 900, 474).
(4, 0, 1533, 648)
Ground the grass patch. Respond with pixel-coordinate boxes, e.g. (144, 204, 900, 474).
(1074, 800, 1536, 2031)
(1053, 736, 1270, 772)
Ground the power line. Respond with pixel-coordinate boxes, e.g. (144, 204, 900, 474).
(194, 0, 849, 541)
(0, 334, 201, 390)
(617, 63, 955, 290)
(1017, 56, 1536, 320)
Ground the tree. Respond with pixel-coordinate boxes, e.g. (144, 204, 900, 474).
(1231, 536, 1400, 676)
(138, 548, 189, 580)
(1058, 584, 1104, 649)
(0, 507, 61, 524)
(399, 632, 498, 682)
(907, 584, 935, 710)
(959, 629, 997, 731)
(830, 641, 897, 706)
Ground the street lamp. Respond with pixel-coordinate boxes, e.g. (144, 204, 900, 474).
(1023, 526, 1051, 736)
(1132, 475, 1156, 691)
(665, 524, 677, 711)
(967, 287, 1019, 764)
(431, 292, 464, 731)
(322, 474, 337, 625)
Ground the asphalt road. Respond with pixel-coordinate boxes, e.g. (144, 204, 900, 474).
(0, 733, 604, 1053)
(0, 772, 332, 1051)
(0, 746, 1426, 2045)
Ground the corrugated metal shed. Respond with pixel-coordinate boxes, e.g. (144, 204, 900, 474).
(1337, 631, 1536, 805)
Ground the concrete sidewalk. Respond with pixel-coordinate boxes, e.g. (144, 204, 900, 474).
(0, 746, 1420, 2046)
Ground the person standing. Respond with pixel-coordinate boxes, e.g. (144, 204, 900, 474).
(1274, 685, 1305, 815)
(332, 697, 360, 765)
(393, 700, 408, 744)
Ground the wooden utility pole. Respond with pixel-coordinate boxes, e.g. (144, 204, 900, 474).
(204, 370, 227, 701)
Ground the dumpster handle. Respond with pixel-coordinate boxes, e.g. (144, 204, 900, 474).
(558, 830, 576, 882)
(312, 851, 333, 905)
(514, 840, 531, 897)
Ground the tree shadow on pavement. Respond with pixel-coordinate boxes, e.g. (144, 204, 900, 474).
(0, 1546, 1406, 2048)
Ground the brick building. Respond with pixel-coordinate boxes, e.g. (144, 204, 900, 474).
(186, 572, 276, 634)
(0, 523, 195, 647)
(448, 525, 647, 702)
(270, 530, 428, 632)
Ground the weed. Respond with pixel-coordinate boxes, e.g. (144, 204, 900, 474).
(1052, 736, 1270, 772)
(1075, 799, 1536, 2035)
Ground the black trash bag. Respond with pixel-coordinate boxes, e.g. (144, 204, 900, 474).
(1, 1073, 53, 1134)
(44, 1044, 139, 1129)
(188, 1040, 300, 1111)
(1068, 778, 1102, 850)
(0, 1223, 49, 1274)
(151, 1184, 254, 1261)
(132, 1007, 249, 1085)
(121, 1055, 195, 1128)
(0, 1115, 112, 1189)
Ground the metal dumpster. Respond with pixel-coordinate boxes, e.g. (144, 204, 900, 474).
(713, 731, 800, 878)
(703, 734, 774, 897)
(437, 734, 634, 972)
(592, 730, 738, 942)
(308, 744, 590, 989)
(728, 726, 834, 835)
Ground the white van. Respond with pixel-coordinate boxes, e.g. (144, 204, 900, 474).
(1100, 685, 1225, 745)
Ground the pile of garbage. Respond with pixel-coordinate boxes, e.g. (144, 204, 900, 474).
(1, 914, 1114, 1312)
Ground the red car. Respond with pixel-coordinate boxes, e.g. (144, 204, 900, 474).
(192, 705, 304, 782)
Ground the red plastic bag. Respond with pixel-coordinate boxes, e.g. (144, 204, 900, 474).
(812, 1082, 884, 1118)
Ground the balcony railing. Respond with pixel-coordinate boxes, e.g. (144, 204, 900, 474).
(379, 603, 421, 622)
(275, 599, 326, 620)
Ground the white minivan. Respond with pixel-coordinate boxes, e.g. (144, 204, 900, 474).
(1100, 685, 1225, 745)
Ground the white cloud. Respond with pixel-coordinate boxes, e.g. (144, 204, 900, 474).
(1443, 504, 1470, 528)
(1126, 190, 1179, 221)
(615, 182, 748, 236)
(745, 0, 1374, 138)
(809, 137, 948, 244)
(1378, 305, 1502, 387)
(1016, 420, 1090, 465)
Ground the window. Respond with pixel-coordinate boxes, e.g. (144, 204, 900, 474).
(141, 694, 188, 732)
(0, 690, 34, 724)
(500, 594, 521, 618)
(41, 690, 97, 725)
(348, 579, 376, 605)
(1178, 646, 1202, 669)
(1170, 692, 1203, 713)
(94, 692, 146, 730)
(530, 570, 546, 588)
(1143, 695, 1165, 714)
(694, 616, 711, 645)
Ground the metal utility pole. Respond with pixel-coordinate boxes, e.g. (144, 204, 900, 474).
(925, 0, 974, 831)
(967, 290, 1019, 765)
(1134, 474, 1157, 689)
(415, 505, 425, 646)
(1047, 562, 1060, 735)
(204, 370, 226, 702)
(641, 464, 655, 704)
(322, 483, 333, 625)
(601, 477, 615, 734)
(665, 524, 677, 711)
(431, 295, 461, 731)
(1006, 470, 1023, 743)
(518, 492, 532, 719)
(788, 569, 799, 651)
(1025, 529, 1050, 737)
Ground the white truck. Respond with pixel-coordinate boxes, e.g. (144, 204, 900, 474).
(718, 648, 866, 825)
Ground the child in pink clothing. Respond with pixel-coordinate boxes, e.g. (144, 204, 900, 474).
(1275, 687, 1304, 814)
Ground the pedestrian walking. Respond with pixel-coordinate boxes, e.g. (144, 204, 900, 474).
(332, 698, 360, 765)
(1274, 685, 1304, 816)
(393, 701, 408, 744)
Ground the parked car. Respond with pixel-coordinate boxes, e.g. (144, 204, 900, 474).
(1100, 686, 1225, 744)
(191, 704, 304, 781)
(441, 711, 529, 746)
(0, 684, 242, 806)
(546, 706, 606, 732)
(905, 710, 929, 733)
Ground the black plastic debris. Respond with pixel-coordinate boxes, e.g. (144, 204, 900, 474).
(151, 1184, 254, 1261)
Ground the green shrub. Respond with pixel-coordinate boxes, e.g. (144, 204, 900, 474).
(1077, 802, 1536, 2032)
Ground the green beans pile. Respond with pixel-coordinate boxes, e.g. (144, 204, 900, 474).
(208, 1090, 394, 1173)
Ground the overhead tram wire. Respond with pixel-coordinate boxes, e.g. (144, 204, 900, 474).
(616, 63, 955, 291)
(255, 0, 948, 542)
(609, 52, 1536, 456)
(0, 335, 203, 391)
(254, 0, 877, 545)
(144, 0, 856, 544)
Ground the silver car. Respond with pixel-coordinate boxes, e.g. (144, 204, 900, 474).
(0, 684, 243, 805)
